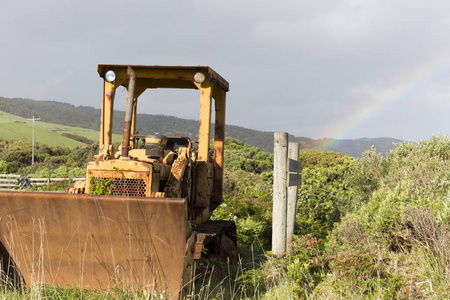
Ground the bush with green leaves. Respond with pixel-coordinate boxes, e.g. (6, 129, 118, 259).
(0, 140, 32, 173)
(0, 160, 9, 173)
(286, 234, 328, 298)
(211, 138, 275, 248)
(224, 137, 273, 174)
(320, 135, 450, 298)
(296, 150, 355, 238)
(89, 177, 114, 195)
(0, 138, 91, 175)
(213, 169, 272, 248)
(27, 166, 86, 178)
(344, 146, 386, 209)
(349, 136, 450, 240)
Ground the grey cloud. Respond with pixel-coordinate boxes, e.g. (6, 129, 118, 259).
(1, 0, 450, 142)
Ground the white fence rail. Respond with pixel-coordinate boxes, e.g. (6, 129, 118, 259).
(0, 174, 21, 189)
(0, 174, 85, 190)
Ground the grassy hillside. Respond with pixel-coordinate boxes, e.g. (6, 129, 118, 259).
(0, 111, 122, 148)
(0, 97, 402, 157)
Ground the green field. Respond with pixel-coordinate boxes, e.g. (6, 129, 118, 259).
(0, 111, 122, 148)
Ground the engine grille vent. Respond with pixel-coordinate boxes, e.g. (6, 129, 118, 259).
(108, 178, 147, 197)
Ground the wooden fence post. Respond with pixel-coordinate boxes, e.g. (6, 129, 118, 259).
(286, 142, 300, 249)
(272, 132, 288, 256)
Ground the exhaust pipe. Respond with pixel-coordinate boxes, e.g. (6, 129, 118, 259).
(121, 66, 137, 157)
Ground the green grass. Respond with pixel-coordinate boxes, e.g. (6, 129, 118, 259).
(0, 285, 150, 299)
(0, 111, 122, 149)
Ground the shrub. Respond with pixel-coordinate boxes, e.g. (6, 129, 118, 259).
(214, 170, 272, 248)
(296, 150, 354, 238)
(224, 137, 273, 174)
(287, 234, 327, 298)
(0, 160, 9, 173)
(27, 166, 86, 178)
(330, 249, 404, 299)
(405, 207, 450, 286)
(323, 135, 450, 298)
(345, 146, 386, 209)
(89, 177, 113, 195)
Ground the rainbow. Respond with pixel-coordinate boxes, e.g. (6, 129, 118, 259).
(317, 50, 450, 152)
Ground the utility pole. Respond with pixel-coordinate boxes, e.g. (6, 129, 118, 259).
(26, 116, 41, 165)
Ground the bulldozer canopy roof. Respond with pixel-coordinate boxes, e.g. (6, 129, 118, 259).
(97, 64, 229, 92)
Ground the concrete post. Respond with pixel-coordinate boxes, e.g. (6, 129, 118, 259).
(286, 142, 299, 249)
(272, 132, 288, 256)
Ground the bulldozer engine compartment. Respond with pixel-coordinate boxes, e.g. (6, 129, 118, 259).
(0, 65, 235, 299)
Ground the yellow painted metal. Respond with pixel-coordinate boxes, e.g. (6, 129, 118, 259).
(164, 155, 188, 198)
(100, 81, 106, 146)
(100, 77, 126, 149)
(195, 81, 213, 162)
(97, 65, 229, 92)
(98, 65, 228, 163)
(85, 159, 173, 197)
(213, 89, 227, 205)
(192, 161, 210, 224)
(96, 65, 231, 221)
(136, 79, 195, 90)
(130, 86, 147, 149)
(102, 81, 116, 148)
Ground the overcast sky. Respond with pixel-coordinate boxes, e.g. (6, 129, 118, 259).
(2, 0, 450, 142)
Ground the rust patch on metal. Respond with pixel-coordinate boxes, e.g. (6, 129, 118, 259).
(214, 123, 225, 140)
(194, 234, 207, 260)
(0, 191, 189, 298)
(193, 221, 237, 263)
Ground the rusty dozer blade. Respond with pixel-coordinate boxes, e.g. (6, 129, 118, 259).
(0, 191, 195, 299)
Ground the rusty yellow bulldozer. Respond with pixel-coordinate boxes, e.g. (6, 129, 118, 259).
(0, 65, 236, 299)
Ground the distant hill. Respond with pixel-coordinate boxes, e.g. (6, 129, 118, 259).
(0, 97, 402, 157)
(0, 110, 123, 149)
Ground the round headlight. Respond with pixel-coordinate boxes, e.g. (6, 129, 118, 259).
(105, 70, 116, 83)
(193, 72, 206, 84)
